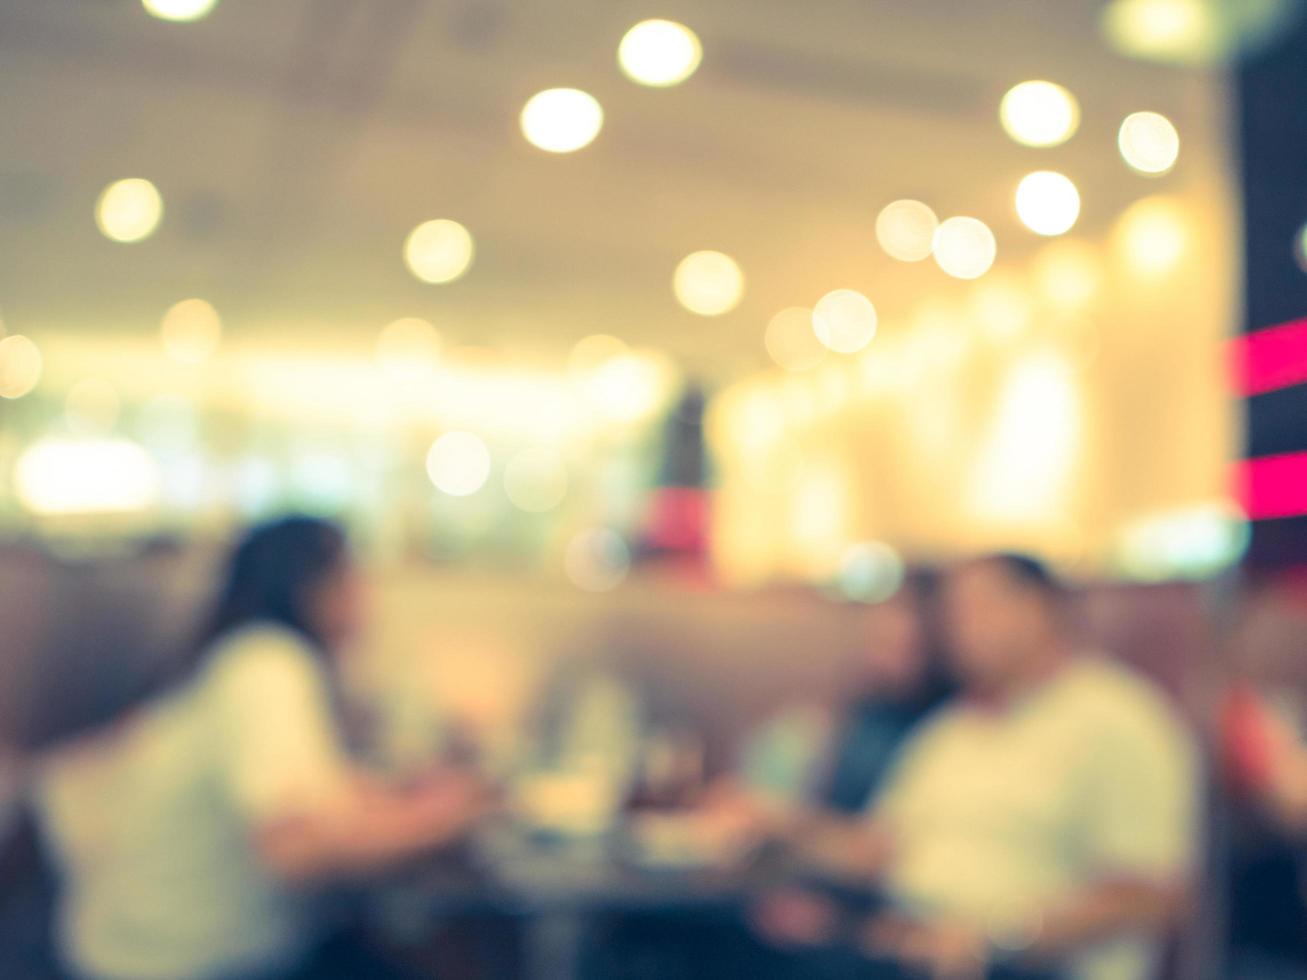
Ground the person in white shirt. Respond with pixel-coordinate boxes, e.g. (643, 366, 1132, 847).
(34, 516, 493, 980)
(784, 553, 1199, 980)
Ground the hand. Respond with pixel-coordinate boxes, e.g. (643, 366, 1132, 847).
(750, 889, 840, 948)
(894, 919, 990, 980)
(406, 768, 501, 840)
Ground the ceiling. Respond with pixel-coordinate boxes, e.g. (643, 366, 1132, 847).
(0, 0, 1220, 378)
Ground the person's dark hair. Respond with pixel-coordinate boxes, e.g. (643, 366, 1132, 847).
(974, 551, 1065, 603)
(894, 567, 956, 708)
(196, 515, 348, 654)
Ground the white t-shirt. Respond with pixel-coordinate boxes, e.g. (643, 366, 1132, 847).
(876, 656, 1199, 980)
(35, 624, 349, 980)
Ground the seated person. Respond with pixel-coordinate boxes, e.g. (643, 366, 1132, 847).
(704, 571, 953, 844)
(1219, 578, 1307, 976)
(30, 516, 495, 980)
(776, 554, 1199, 980)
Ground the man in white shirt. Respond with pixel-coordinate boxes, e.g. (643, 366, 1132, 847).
(789, 554, 1199, 980)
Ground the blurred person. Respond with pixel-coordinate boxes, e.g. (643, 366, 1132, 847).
(649, 576, 954, 979)
(732, 572, 953, 826)
(30, 516, 494, 980)
(1219, 577, 1307, 977)
(772, 554, 1198, 980)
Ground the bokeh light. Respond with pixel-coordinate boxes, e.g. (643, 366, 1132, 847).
(0, 335, 42, 399)
(933, 217, 997, 280)
(1114, 195, 1188, 275)
(581, 349, 677, 423)
(160, 298, 222, 364)
(142, 0, 219, 22)
(618, 20, 702, 87)
(377, 317, 443, 378)
(1295, 223, 1307, 275)
(1032, 240, 1102, 312)
(1101, 0, 1212, 62)
(568, 333, 628, 378)
(65, 379, 122, 435)
(836, 542, 906, 603)
(426, 431, 492, 497)
(504, 447, 569, 513)
(1118, 111, 1181, 175)
(520, 88, 604, 153)
(673, 250, 744, 316)
(999, 80, 1081, 148)
(875, 200, 939, 262)
(765, 307, 826, 372)
(404, 219, 474, 284)
(970, 272, 1034, 343)
(96, 178, 163, 243)
(813, 290, 878, 354)
(564, 527, 631, 591)
(15, 438, 161, 515)
(1015, 171, 1081, 237)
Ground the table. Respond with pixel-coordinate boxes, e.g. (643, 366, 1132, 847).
(361, 824, 776, 980)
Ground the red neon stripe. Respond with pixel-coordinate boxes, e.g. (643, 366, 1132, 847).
(1231, 317, 1307, 397)
(1236, 451, 1307, 520)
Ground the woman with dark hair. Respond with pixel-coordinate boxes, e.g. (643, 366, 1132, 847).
(34, 516, 491, 980)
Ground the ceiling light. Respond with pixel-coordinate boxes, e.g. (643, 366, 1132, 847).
(1015, 171, 1081, 237)
(520, 88, 604, 153)
(999, 81, 1081, 148)
(1119, 111, 1181, 175)
(96, 178, 163, 243)
(876, 200, 938, 262)
(404, 219, 474, 284)
(673, 251, 744, 316)
(933, 217, 997, 280)
(618, 20, 702, 87)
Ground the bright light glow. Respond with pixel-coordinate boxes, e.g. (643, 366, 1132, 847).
(569, 334, 628, 377)
(1295, 223, 1307, 275)
(813, 290, 877, 354)
(160, 298, 222, 364)
(65, 379, 121, 435)
(875, 200, 938, 262)
(1115, 502, 1249, 581)
(934, 216, 997, 280)
(426, 431, 491, 497)
(1032, 239, 1101, 311)
(618, 19, 702, 87)
(404, 219, 474, 284)
(504, 447, 569, 513)
(1118, 111, 1180, 175)
(836, 542, 906, 603)
(673, 250, 744, 316)
(16, 438, 161, 515)
(96, 178, 163, 243)
(377, 318, 442, 379)
(581, 349, 677, 423)
(999, 81, 1081, 148)
(1101, 0, 1213, 62)
(1114, 196, 1188, 275)
(765, 307, 826, 372)
(564, 527, 631, 591)
(970, 272, 1033, 342)
(971, 353, 1080, 525)
(1015, 171, 1081, 237)
(0, 335, 42, 399)
(142, 0, 219, 21)
(520, 88, 604, 153)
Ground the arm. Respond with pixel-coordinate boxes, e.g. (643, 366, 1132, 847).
(1018, 875, 1188, 964)
(787, 811, 895, 883)
(871, 875, 1188, 980)
(213, 632, 494, 885)
(253, 766, 494, 884)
